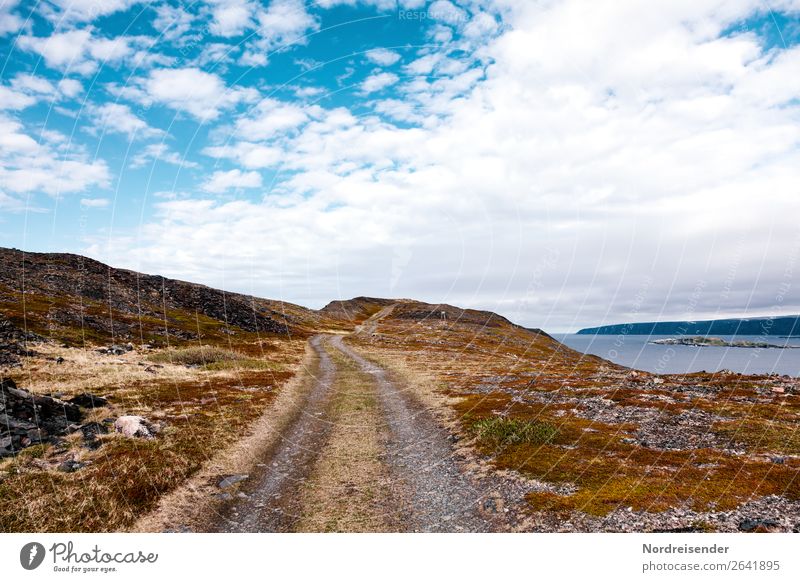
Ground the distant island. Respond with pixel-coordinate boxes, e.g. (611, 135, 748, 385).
(578, 315, 800, 336)
(650, 336, 797, 349)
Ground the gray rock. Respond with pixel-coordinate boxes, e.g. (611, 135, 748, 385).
(57, 460, 84, 473)
(68, 393, 109, 408)
(738, 518, 780, 532)
(218, 474, 249, 489)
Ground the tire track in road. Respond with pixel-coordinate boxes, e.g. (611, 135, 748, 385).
(213, 335, 337, 532)
(329, 335, 502, 532)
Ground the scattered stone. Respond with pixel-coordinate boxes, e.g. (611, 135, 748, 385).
(0, 316, 41, 367)
(68, 393, 109, 408)
(738, 518, 780, 532)
(114, 415, 156, 439)
(80, 422, 109, 450)
(57, 459, 85, 473)
(217, 474, 249, 489)
(97, 344, 133, 356)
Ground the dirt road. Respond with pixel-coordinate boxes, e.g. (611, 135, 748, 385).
(212, 334, 515, 532)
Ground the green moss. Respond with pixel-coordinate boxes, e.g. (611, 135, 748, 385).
(470, 417, 558, 448)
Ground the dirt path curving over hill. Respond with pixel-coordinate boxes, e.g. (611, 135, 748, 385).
(213, 333, 514, 532)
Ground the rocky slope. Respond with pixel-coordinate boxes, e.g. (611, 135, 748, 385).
(0, 248, 327, 349)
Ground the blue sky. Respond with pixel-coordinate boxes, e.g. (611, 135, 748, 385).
(1, 1, 800, 331)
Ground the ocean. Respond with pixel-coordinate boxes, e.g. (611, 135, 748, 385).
(553, 334, 800, 377)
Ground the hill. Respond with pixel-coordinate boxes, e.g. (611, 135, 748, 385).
(0, 248, 327, 348)
(577, 315, 800, 336)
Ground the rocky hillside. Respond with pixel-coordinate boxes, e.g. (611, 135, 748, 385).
(0, 248, 327, 349)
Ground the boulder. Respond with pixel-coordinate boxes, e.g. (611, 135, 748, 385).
(114, 415, 156, 439)
(1, 377, 82, 455)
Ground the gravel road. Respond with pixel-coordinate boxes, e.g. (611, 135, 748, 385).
(214, 334, 515, 532)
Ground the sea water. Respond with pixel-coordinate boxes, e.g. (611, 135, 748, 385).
(553, 334, 800, 377)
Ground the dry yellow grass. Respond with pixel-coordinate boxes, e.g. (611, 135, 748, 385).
(0, 338, 306, 532)
(129, 340, 320, 532)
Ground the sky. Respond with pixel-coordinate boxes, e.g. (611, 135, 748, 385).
(0, 0, 799, 332)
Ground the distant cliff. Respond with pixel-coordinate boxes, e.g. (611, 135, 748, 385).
(577, 315, 800, 336)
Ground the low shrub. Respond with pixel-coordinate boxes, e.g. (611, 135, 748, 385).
(470, 417, 558, 448)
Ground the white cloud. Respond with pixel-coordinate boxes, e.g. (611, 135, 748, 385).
(203, 142, 283, 169)
(206, 0, 256, 37)
(153, 3, 197, 42)
(202, 168, 262, 193)
(293, 85, 324, 98)
(365, 48, 402, 66)
(11, 74, 55, 95)
(80, 197, 110, 208)
(0, 86, 36, 110)
(137, 67, 258, 120)
(17, 30, 149, 76)
(256, 0, 318, 48)
(130, 143, 200, 169)
(463, 11, 499, 39)
(191, 43, 240, 68)
(0, 74, 83, 109)
(233, 97, 308, 140)
(0, 0, 24, 35)
(426, 0, 467, 25)
(0, 191, 29, 212)
(360, 72, 399, 93)
(44, 0, 142, 22)
(88, 102, 163, 139)
(0, 114, 110, 197)
(58, 79, 84, 98)
(18, 29, 95, 75)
